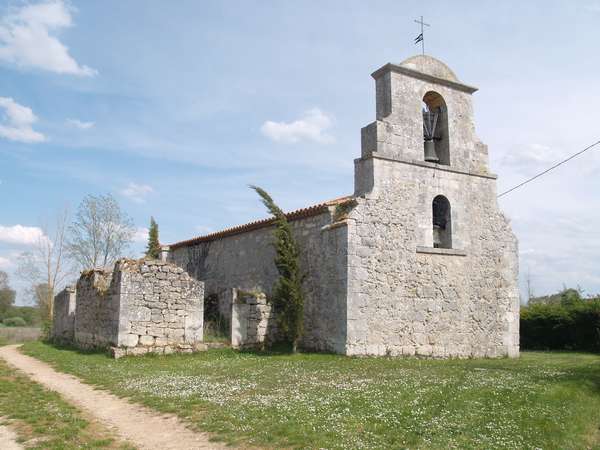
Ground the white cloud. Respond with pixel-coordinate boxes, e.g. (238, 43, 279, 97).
(120, 182, 154, 203)
(261, 108, 335, 144)
(500, 143, 567, 175)
(0, 97, 45, 143)
(0, 256, 12, 269)
(0, 224, 45, 245)
(66, 118, 94, 129)
(585, 1, 600, 13)
(133, 227, 149, 243)
(0, 0, 96, 76)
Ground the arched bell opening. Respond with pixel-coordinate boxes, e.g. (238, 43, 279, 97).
(422, 91, 450, 166)
(432, 195, 452, 249)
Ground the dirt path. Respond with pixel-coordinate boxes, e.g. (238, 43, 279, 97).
(0, 345, 226, 450)
(0, 423, 23, 450)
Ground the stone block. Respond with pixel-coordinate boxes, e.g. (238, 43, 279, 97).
(123, 333, 139, 347)
(110, 347, 127, 359)
(139, 335, 155, 346)
(127, 346, 148, 356)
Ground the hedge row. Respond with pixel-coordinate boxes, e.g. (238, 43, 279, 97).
(520, 299, 600, 353)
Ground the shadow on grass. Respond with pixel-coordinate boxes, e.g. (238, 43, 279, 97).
(236, 341, 340, 358)
(40, 340, 114, 358)
(554, 364, 600, 395)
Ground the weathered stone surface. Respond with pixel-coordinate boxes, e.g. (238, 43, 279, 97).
(167, 55, 519, 359)
(169, 211, 349, 353)
(53, 57, 519, 360)
(346, 55, 519, 358)
(231, 290, 278, 348)
(51, 286, 76, 343)
(53, 258, 205, 357)
(70, 269, 119, 349)
(139, 335, 155, 346)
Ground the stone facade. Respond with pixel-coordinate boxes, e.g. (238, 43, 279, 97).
(51, 286, 76, 343)
(165, 55, 520, 358)
(169, 207, 350, 353)
(52, 259, 204, 357)
(73, 270, 120, 348)
(346, 56, 519, 357)
(231, 290, 278, 349)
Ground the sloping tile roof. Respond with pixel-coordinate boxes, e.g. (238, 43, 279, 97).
(169, 196, 354, 249)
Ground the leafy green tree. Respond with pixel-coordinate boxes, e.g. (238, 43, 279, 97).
(3, 317, 26, 327)
(8, 306, 40, 326)
(250, 186, 305, 353)
(560, 288, 583, 308)
(0, 271, 16, 320)
(146, 217, 161, 259)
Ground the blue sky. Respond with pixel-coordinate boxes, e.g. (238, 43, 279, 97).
(1, 0, 600, 304)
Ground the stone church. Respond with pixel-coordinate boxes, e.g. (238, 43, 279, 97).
(166, 55, 520, 358)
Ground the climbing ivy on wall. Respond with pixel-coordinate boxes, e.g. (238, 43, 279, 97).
(250, 185, 305, 353)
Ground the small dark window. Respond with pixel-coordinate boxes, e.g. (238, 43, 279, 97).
(422, 91, 449, 165)
(432, 195, 452, 249)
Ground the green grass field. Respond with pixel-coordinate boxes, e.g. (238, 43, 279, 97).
(22, 342, 600, 449)
(0, 356, 132, 449)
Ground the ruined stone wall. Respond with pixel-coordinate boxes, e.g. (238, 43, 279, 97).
(347, 158, 519, 358)
(56, 259, 204, 357)
(115, 259, 204, 356)
(230, 290, 278, 348)
(73, 270, 120, 349)
(169, 211, 349, 353)
(51, 286, 76, 343)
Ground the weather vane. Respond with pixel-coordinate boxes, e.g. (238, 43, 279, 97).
(414, 16, 430, 55)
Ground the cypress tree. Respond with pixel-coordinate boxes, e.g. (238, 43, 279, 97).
(251, 185, 304, 353)
(146, 217, 161, 259)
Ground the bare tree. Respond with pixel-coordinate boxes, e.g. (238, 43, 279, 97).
(16, 208, 71, 325)
(67, 194, 135, 270)
(0, 271, 8, 289)
(526, 267, 534, 304)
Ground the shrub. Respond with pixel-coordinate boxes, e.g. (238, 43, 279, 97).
(521, 295, 600, 353)
(251, 185, 305, 353)
(3, 317, 27, 327)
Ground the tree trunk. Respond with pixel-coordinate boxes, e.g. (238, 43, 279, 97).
(292, 340, 298, 354)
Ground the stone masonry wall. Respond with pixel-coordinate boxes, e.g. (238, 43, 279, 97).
(231, 290, 278, 348)
(115, 259, 204, 356)
(55, 259, 204, 357)
(169, 211, 349, 353)
(73, 270, 120, 349)
(347, 55, 519, 358)
(347, 160, 519, 357)
(51, 286, 76, 343)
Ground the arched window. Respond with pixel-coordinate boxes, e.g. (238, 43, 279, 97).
(432, 195, 452, 248)
(422, 91, 449, 166)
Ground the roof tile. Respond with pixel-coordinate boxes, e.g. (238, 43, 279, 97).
(169, 196, 354, 249)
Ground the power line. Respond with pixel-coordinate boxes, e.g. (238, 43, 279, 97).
(497, 139, 600, 198)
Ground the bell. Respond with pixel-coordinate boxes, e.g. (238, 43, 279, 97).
(424, 139, 439, 163)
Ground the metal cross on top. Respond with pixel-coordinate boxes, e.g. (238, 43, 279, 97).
(414, 16, 430, 55)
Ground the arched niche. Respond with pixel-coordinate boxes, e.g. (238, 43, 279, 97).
(422, 91, 450, 166)
(432, 195, 452, 249)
